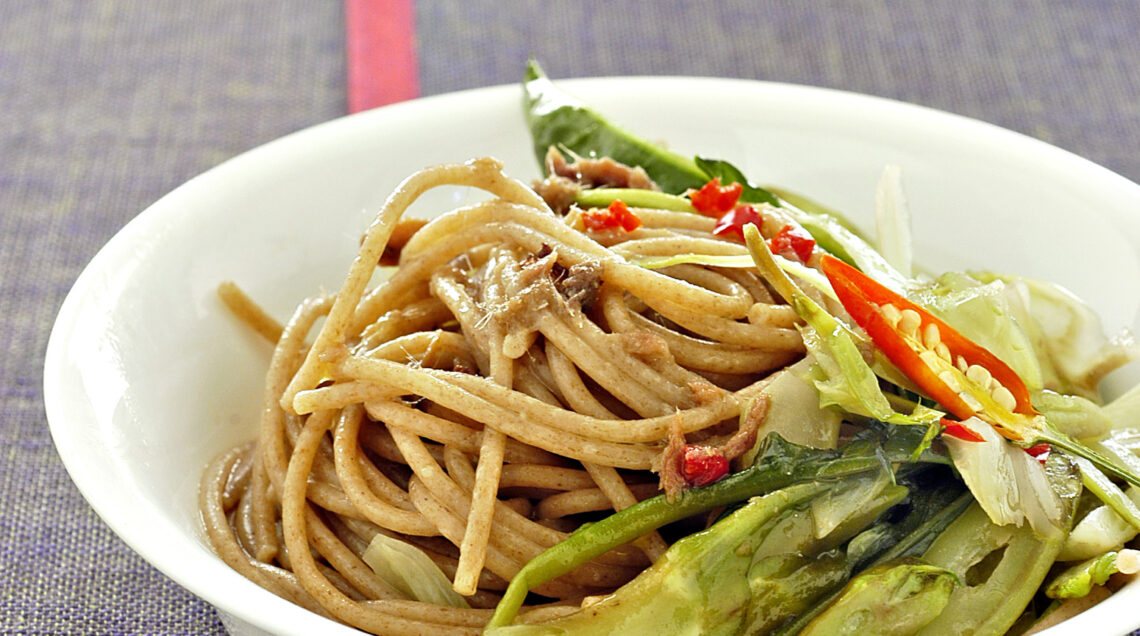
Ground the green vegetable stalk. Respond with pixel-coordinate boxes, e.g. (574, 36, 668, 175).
(773, 477, 972, 635)
(485, 482, 832, 635)
(486, 469, 913, 635)
(573, 187, 695, 212)
(1046, 549, 1140, 599)
(740, 550, 853, 634)
(798, 560, 959, 636)
(485, 429, 939, 629)
(913, 453, 1082, 635)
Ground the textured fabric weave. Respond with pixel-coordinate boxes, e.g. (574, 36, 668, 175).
(0, 2, 344, 634)
(416, 0, 1140, 185)
(3, 1, 1139, 633)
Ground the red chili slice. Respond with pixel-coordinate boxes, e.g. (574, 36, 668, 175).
(581, 208, 611, 231)
(768, 224, 816, 263)
(941, 419, 985, 443)
(688, 178, 743, 216)
(821, 255, 1035, 440)
(582, 199, 642, 232)
(1024, 443, 1051, 464)
(713, 205, 762, 241)
(612, 199, 642, 231)
(680, 444, 730, 487)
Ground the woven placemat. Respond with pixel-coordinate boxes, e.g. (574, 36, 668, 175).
(0, 1, 344, 633)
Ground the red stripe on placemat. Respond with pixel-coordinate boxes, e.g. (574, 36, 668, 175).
(346, 0, 420, 112)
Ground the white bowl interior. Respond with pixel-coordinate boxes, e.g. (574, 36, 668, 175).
(45, 77, 1140, 635)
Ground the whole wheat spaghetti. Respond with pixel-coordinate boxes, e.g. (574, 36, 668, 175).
(200, 157, 810, 634)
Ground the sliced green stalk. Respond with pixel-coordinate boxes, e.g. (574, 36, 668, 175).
(1072, 456, 1140, 531)
(1059, 489, 1140, 561)
(782, 200, 909, 293)
(574, 187, 695, 211)
(767, 186, 864, 236)
(487, 471, 910, 635)
(914, 453, 1082, 636)
(1091, 436, 1140, 476)
(1031, 425, 1140, 490)
(1046, 549, 1140, 599)
(741, 551, 852, 634)
(774, 488, 973, 635)
(799, 560, 958, 636)
(485, 482, 830, 633)
(1059, 437, 1140, 560)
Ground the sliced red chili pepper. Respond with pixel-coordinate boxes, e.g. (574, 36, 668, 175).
(582, 199, 642, 232)
(1024, 443, 1051, 464)
(821, 255, 1035, 441)
(712, 205, 762, 241)
(941, 419, 985, 443)
(612, 199, 642, 231)
(768, 224, 816, 263)
(687, 178, 743, 217)
(581, 208, 610, 231)
(680, 444, 730, 487)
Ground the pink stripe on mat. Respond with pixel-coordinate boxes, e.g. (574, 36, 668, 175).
(346, 0, 420, 112)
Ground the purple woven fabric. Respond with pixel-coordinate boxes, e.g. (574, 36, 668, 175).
(416, 0, 1140, 186)
(1, 2, 344, 633)
(4, 1, 1140, 633)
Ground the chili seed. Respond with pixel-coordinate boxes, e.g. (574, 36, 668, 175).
(935, 342, 952, 362)
(880, 303, 902, 328)
(959, 391, 983, 412)
(898, 309, 922, 338)
(992, 386, 1017, 411)
(922, 323, 941, 350)
(938, 370, 962, 391)
(965, 364, 992, 388)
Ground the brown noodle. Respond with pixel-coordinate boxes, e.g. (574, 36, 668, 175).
(200, 157, 808, 634)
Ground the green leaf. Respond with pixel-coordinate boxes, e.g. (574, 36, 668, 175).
(524, 60, 707, 194)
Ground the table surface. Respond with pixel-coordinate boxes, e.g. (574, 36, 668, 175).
(4, 1, 1140, 633)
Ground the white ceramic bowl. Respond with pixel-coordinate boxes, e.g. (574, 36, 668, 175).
(44, 77, 1140, 635)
